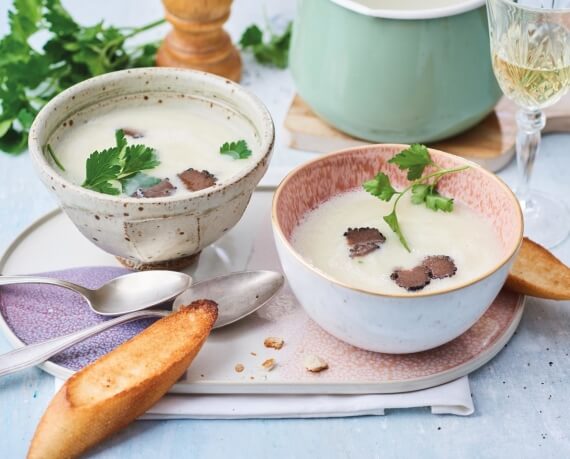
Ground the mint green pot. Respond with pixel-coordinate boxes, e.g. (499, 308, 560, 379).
(290, 0, 502, 143)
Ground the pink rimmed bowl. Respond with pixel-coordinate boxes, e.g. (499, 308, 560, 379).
(272, 144, 523, 354)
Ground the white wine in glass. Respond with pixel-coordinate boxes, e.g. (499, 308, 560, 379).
(492, 54, 570, 108)
(487, 0, 570, 247)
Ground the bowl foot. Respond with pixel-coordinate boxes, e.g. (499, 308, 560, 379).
(116, 252, 201, 271)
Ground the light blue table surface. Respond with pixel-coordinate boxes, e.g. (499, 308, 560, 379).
(1, 1, 570, 458)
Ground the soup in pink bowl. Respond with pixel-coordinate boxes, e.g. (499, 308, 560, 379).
(272, 144, 523, 353)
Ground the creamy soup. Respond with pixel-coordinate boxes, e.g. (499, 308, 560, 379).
(49, 94, 260, 196)
(292, 188, 503, 295)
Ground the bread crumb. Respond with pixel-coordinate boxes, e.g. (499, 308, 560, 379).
(234, 363, 244, 373)
(264, 337, 284, 350)
(250, 352, 257, 356)
(303, 354, 329, 373)
(262, 358, 276, 371)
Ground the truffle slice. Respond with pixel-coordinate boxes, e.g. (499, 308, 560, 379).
(344, 227, 386, 258)
(132, 179, 176, 198)
(344, 227, 386, 246)
(390, 266, 431, 291)
(350, 244, 379, 258)
(423, 255, 457, 279)
(121, 128, 144, 138)
(178, 168, 217, 192)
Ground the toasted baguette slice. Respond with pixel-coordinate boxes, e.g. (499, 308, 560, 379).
(28, 300, 218, 459)
(506, 237, 570, 300)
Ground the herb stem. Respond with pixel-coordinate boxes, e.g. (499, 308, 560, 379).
(122, 19, 166, 40)
(385, 165, 469, 252)
(412, 165, 470, 185)
(46, 144, 65, 171)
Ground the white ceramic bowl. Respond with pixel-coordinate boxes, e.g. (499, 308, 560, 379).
(272, 145, 523, 354)
(29, 68, 274, 270)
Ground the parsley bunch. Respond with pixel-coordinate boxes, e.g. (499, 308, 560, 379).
(80, 129, 160, 196)
(0, 0, 164, 154)
(239, 22, 292, 69)
(363, 144, 469, 252)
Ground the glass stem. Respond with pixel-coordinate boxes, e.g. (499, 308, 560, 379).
(515, 109, 545, 210)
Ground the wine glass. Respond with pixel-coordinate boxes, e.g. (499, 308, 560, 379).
(486, 0, 570, 247)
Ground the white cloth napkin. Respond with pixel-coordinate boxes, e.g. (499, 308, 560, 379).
(55, 376, 474, 419)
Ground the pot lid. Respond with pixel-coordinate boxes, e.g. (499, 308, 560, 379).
(329, 0, 485, 19)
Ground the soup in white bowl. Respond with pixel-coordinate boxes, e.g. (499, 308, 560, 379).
(292, 188, 503, 295)
(272, 144, 522, 353)
(48, 94, 261, 198)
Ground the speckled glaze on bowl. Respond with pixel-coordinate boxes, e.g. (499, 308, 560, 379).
(272, 144, 523, 354)
(28, 68, 274, 270)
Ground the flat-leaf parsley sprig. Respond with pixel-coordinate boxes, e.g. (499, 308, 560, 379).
(363, 144, 469, 252)
(0, 0, 165, 155)
(80, 129, 160, 196)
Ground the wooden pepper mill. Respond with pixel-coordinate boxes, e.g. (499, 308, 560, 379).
(156, 0, 242, 81)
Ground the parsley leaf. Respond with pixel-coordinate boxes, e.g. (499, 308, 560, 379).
(425, 190, 454, 212)
(410, 183, 431, 204)
(120, 144, 160, 178)
(383, 210, 410, 252)
(81, 129, 160, 195)
(363, 172, 397, 201)
(220, 140, 252, 159)
(388, 144, 434, 180)
(239, 22, 292, 69)
(239, 25, 263, 48)
(82, 147, 122, 195)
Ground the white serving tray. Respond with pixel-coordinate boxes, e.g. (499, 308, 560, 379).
(0, 191, 524, 394)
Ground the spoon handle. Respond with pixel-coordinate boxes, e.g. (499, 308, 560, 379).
(0, 275, 92, 298)
(0, 310, 169, 378)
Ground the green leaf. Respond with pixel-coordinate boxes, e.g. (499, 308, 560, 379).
(425, 190, 454, 212)
(122, 172, 162, 196)
(82, 147, 122, 194)
(16, 108, 35, 130)
(239, 25, 263, 48)
(8, 0, 43, 43)
(45, 0, 80, 36)
(388, 143, 433, 180)
(383, 210, 410, 252)
(220, 139, 252, 159)
(115, 129, 127, 150)
(240, 22, 292, 69)
(0, 119, 13, 138)
(410, 183, 431, 205)
(91, 181, 122, 196)
(0, 127, 27, 154)
(363, 172, 397, 201)
(120, 144, 160, 178)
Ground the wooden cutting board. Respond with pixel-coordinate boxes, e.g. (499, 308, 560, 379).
(284, 94, 570, 172)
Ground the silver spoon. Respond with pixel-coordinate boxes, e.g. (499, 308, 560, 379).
(0, 271, 192, 315)
(0, 270, 284, 377)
